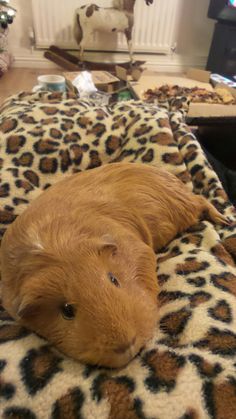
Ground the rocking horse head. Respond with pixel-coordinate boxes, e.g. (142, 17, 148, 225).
(74, 0, 154, 62)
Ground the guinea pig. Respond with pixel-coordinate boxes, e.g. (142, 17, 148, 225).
(1, 162, 228, 368)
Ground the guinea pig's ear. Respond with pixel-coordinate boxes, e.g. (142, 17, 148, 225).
(98, 234, 117, 256)
(16, 294, 43, 319)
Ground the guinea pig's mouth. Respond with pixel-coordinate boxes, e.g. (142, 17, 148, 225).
(95, 343, 146, 369)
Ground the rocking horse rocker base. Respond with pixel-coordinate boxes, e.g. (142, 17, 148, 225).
(44, 45, 146, 74)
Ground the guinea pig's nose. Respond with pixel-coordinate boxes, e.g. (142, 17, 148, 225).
(113, 336, 136, 354)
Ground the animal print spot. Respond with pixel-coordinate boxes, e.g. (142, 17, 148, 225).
(15, 179, 34, 193)
(187, 277, 206, 288)
(95, 109, 108, 120)
(204, 378, 236, 419)
(211, 199, 229, 213)
(3, 407, 37, 419)
(23, 170, 40, 188)
(7, 167, 19, 177)
(39, 157, 58, 174)
(0, 210, 17, 225)
(64, 132, 81, 143)
(20, 346, 62, 395)
(87, 150, 102, 169)
(160, 308, 192, 336)
(49, 128, 62, 139)
(77, 116, 92, 128)
(134, 125, 152, 137)
(214, 187, 228, 200)
(190, 291, 211, 307)
(87, 123, 106, 138)
(176, 170, 191, 184)
(70, 144, 83, 165)
(41, 117, 58, 125)
(82, 144, 89, 152)
(86, 4, 99, 17)
(111, 116, 127, 130)
(0, 183, 10, 198)
(158, 118, 170, 128)
(179, 409, 199, 419)
(181, 234, 202, 247)
(211, 244, 235, 267)
(159, 291, 189, 307)
(189, 354, 222, 379)
(51, 387, 85, 419)
(194, 171, 206, 189)
(6, 135, 26, 154)
(0, 380, 15, 400)
(105, 135, 121, 155)
(190, 164, 204, 176)
(92, 139, 99, 146)
(178, 134, 194, 149)
(158, 274, 171, 285)
(41, 106, 59, 115)
(150, 132, 173, 145)
(4, 205, 14, 212)
(61, 119, 74, 131)
(0, 118, 17, 133)
(47, 92, 64, 101)
(28, 127, 45, 137)
(135, 147, 146, 159)
(137, 138, 147, 145)
(0, 324, 30, 343)
(60, 108, 78, 117)
(194, 327, 236, 356)
(162, 152, 183, 165)
(176, 258, 209, 275)
(208, 300, 232, 323)
(0, 360, 6, 372)
(12, 197, 29, 206)
(13, 152, 34, 167)
(142, 349, 185, 393)
(158, 246, 182, 263)
(142, 149, 154, 163)
(92, 374, 144, 419)
(21, 115, 37, 124)
(34, 139, 59, 154)
(113, 149, 135, 162)
(59, 150, 72, 172)
(210, 272, 236, 296)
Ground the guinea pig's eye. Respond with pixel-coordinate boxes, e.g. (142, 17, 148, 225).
(61, 304, 75, 320)
(108, 272, 120, 288)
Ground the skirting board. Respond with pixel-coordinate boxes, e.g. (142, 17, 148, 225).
(11, 49, 208, 73)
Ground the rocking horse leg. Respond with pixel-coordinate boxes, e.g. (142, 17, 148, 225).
(125, 28, 134, 63)
(128, 40, 134, 63)
(79, 44, 84, 62)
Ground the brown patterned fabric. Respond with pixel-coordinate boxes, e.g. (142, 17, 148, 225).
(0, 91, 236, 418)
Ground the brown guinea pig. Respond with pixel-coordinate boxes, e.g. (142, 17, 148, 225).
(1, 162, 228, 368)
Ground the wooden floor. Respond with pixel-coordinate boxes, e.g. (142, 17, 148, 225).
(0, 68, 64, 105)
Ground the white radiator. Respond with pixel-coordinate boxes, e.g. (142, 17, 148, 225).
(31, 0, 178, 54)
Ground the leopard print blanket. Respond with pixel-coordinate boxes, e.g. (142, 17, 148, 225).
(0, 91, 236, 419)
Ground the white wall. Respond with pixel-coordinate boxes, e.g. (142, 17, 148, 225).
(7, 0, 215, 71)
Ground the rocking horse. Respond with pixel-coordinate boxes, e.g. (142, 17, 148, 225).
(74, 0, 153, 62)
